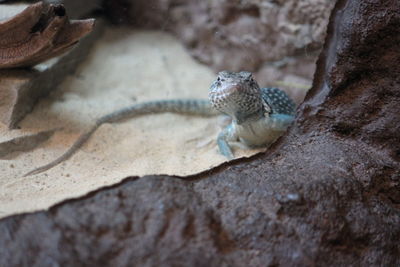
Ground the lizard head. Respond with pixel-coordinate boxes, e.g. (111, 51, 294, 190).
(209, 71, 266, 123)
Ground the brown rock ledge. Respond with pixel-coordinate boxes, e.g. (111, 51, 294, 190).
(0, 0, 399, 266)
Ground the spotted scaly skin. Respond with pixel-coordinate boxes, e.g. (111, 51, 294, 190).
(209, 71, 295, 158)
(25, 71, 295, 176)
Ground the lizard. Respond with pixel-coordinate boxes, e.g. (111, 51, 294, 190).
(24, 71, 296, 176)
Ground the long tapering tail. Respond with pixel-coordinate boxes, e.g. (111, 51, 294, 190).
(24, 99, 218, 176)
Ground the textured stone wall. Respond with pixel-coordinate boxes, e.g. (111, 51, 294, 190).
(105, 0, 335, 71)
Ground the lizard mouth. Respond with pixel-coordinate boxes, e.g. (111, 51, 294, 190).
(210, 83, 241, 99)
(209, 83, 238, 110)
(209, 82, 262, 118)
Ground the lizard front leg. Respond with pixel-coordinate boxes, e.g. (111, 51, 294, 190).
(217, 123, 238, 159)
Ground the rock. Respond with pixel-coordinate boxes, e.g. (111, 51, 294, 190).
(0, 0, 399, 266)
(104, 0, 335, 72)
(0, 2, 95, 69)
(0, 3, 103, 128)
(46, 0, 102, 19)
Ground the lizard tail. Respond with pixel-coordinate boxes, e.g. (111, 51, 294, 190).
(24, 99, 218, 176)
(98, 99, 218, 123)
(23, 125, 99, 177)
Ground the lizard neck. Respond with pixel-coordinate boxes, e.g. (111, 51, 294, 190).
(233, 107, 265, 125)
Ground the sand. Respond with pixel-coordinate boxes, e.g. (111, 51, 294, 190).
(0, 4, 27, 21)
(0, 27, 262, 218)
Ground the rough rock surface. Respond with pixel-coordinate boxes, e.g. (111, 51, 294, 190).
(105, 0, 335, 71)
(1, 0, 400, 266)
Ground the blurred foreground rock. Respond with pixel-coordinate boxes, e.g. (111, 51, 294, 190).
(0, 0, 399, 266)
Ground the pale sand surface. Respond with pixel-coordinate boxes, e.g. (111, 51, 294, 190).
(0, 28, 262, 218)
(0, 4, 27, 21)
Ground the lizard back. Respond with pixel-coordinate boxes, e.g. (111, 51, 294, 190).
(261, 87, 296, 116)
